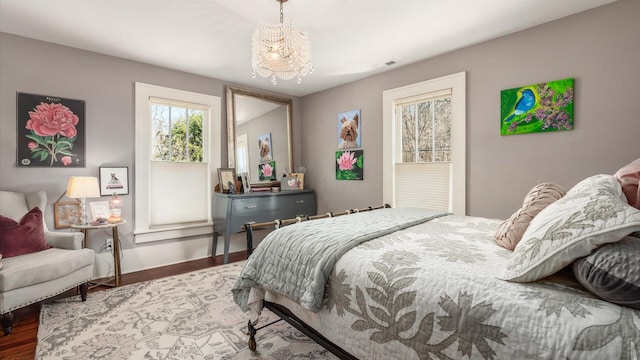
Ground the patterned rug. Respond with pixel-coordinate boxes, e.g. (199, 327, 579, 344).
(36, 261, 337, 360)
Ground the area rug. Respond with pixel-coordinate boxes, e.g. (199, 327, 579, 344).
(36, 261, 337, 360)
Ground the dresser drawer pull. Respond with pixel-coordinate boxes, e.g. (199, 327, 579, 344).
(245, 205, 257, 209)
(295, 200, 305, 204)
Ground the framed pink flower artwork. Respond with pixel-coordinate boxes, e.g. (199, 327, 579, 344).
(336, 150, 363, 180)
(258, 161, 276, 181)
(16, 92, 86, 167)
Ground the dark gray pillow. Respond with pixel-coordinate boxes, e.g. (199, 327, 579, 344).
(572, 236, 640, 309)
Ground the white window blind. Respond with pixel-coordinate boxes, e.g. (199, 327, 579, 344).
(394, 88, 452, 107)
(149, 96, 210, 110)
(394, 162, 451, 211)
(149, 161, 209, 226)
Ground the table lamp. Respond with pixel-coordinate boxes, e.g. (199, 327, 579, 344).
(66, 176, 101, 225)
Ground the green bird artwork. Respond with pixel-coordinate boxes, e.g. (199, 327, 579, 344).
(500, 78, 574, 136)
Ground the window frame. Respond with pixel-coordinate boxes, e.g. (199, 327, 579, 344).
(134, 82, 221, 243)
(382, 72, 466, 215)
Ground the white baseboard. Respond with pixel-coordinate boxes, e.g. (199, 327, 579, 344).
(117, 230, 271, 274)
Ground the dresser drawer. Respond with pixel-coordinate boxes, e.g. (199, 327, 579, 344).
(230, 192, 314, 215)
(276, 193, 315, 211)
(230, 197, 275, 216)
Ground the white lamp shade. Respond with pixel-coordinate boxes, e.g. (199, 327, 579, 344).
(66, 176, 101, 199)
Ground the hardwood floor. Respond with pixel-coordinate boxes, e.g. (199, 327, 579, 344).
(0, 252, 246, 360)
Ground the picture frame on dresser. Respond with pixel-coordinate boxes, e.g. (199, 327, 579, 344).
(217, 168, 236, 193)
(240, 172, 251, 193)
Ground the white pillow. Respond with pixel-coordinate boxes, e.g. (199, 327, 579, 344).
(500, 174, 640, 282)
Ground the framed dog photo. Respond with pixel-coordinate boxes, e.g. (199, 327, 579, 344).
(337, 109, 361, 149)
(99, 166, 129, 195)
(258, 133, 273, 163)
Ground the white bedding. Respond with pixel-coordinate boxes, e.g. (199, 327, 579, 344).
(257, 215, 640, 359)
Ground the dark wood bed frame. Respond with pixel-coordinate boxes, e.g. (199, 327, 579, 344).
(243, 204, 390, 359)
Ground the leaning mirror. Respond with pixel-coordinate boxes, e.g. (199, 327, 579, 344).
(226, 87, 293, 185)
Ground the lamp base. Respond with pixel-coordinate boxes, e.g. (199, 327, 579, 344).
(78, 198, 89, 225)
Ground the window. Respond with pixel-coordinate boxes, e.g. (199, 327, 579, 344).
(383, 72, 466, 215)
(399, 92, 451, 163)
(135, 83, 221, 243)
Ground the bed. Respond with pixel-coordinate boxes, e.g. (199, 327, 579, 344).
(232, 173, 640, 359)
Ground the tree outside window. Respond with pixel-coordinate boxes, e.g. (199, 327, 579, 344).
(400, 96, 451, 163)
(151, 104, 203, 162)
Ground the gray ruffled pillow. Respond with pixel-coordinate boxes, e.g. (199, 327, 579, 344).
(572, 236, 640, 309)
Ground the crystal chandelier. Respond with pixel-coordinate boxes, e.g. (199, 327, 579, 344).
(251, 0, 314, 85)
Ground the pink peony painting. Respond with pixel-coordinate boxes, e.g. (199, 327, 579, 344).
(259, 161, 277, 181)
(17, 93, 85, 167)
(336, 150, 363, 180)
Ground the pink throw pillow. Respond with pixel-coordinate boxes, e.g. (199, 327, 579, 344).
(614, 158, 640, 210)
(0, 207, 51, 258)
(495, 183, 566, 250)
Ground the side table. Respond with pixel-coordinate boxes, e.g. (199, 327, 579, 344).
(71, 220, 125, 287)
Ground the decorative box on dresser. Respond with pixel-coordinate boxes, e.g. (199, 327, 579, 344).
(212, 189, 316, 263)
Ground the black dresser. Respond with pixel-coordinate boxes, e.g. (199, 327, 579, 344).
(212, 190, 316, 263)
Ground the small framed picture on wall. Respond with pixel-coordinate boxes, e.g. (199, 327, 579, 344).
(99, 166, 129, 195)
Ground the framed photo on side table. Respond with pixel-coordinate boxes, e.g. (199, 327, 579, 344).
(54, 201, 80, 229)
(99, 166, 129, 195)
(217, 168, 236, 193)
(90, 201, 110, 224)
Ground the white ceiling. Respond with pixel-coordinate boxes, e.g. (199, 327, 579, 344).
(0, 0, 617, 97)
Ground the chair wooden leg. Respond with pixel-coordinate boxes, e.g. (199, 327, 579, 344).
(1, 311, 13, 336)
(80, 283, 88, 301)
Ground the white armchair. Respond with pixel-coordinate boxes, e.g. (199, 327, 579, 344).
(0, 190, 95, 335)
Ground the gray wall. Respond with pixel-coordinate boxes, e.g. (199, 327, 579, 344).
(300, 0, 640, 219)
(0, 33, 302, 252)
(1, 0, 638, 249)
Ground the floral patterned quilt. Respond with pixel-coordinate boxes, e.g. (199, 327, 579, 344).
(257, 215, 640, 360)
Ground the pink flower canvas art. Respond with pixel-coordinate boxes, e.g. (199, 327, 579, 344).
(336, 150, 363, 180)
(17, 92, 85, 167)
(259, 161, 276, 181)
